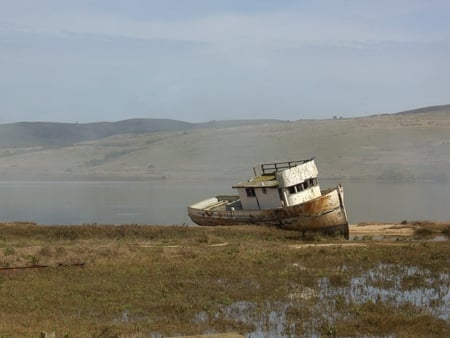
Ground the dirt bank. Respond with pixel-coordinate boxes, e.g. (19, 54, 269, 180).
(350, 223, 415, 236)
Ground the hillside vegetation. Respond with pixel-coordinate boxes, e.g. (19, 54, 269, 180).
(0, 105, 449, 182)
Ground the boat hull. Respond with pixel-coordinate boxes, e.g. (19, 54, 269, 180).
(187, 185, 349, 239)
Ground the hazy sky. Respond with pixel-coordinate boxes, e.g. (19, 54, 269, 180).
(0, 0, 449, 123)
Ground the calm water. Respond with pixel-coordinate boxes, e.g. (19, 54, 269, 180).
(0, 180, 449, 225)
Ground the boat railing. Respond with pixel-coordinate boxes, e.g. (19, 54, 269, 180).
(255, 157, 315, 175)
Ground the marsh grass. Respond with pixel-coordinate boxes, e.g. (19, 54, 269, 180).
(0, 223, 449, 337)
(406, 220, 450, 238)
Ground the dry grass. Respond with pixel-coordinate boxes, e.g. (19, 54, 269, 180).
(0, 222, 449, 337)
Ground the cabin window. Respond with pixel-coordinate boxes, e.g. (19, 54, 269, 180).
(246, 188, 256, 197)
(287, 178, 318, 195)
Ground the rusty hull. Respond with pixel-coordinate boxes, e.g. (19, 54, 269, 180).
(188, 185, 349, 239)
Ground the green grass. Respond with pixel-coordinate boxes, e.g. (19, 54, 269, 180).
(0, 223, 449, 337)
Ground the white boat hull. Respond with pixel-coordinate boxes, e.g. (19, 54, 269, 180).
(188, 185, 349, 239)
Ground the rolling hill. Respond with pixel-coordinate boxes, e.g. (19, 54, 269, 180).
(0, 105, 449, 182)
(0, 118, 284, 148)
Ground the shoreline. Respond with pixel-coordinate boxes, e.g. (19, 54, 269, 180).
(2, 220, 449, 238)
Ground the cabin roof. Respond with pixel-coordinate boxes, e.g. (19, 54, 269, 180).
(232, 174, 278, 188)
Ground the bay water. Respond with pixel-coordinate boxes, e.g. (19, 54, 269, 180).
(0, 180, 449, 225)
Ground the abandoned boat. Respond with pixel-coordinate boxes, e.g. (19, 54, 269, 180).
(187, 158, 349, 239)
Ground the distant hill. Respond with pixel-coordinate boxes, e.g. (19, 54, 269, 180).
(0, 105, 449, 182)
(0, 118, 284, 148)
(386, 104, 450, 116)
(3, 104, 449, 148)
(0, 119, 192, 147)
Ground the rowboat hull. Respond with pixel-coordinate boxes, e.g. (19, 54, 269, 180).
(188, 184, 349, 239)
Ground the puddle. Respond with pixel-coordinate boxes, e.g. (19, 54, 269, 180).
(318, 264, 450, 320)
(205, 263, 450, 337)
(430, 235, 449, 242)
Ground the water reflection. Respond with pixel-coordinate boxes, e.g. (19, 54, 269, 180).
(318, 264, 450, 320)
(208, 263, 450, 337)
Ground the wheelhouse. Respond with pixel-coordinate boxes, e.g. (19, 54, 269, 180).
(232, 158, 321, 210)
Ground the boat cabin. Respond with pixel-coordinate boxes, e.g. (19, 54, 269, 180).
(232, 158, 321, 210)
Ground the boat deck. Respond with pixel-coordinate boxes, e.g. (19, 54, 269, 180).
(189, 195, 242, 212)
(203, 199, 230, 211)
